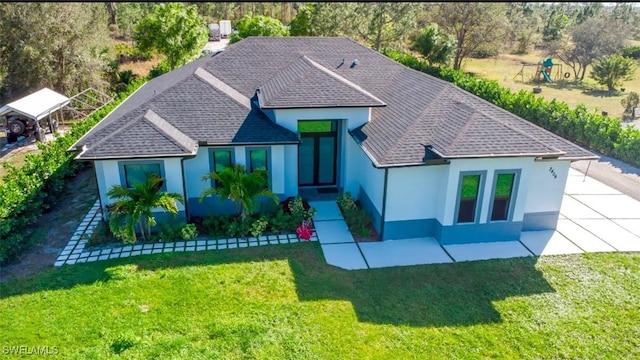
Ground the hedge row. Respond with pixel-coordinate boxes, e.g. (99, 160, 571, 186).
(0, 79, 145, 264)
(382, 50, 640, 168)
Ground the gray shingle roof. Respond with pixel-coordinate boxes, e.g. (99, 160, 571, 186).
(73, 36, 597, 164)
(73, 57, 298, 160)
(257, 55, 385, 108)
(79, 110, 197, 159)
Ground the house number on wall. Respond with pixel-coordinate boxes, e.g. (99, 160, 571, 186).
(548, 166, 557, 179)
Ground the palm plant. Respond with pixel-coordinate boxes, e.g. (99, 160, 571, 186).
(107, 174, 184, 243)
(200, 164, 279, 221)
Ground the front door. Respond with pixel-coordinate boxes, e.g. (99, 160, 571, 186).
(298, 120, 338, 186)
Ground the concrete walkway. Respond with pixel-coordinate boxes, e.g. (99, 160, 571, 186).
(311, 167, 640, 270)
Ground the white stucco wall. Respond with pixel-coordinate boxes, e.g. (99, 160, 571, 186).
(182, 145, 292, 200)
(441, 157, 537, 226)
(343, 135, 385, 214)
(385, 165, 449, 223)
(523, 160, 570, 214)
(283, 144, 298, 197)
(272, 107, 370, 132)
(96, 157, 186, 218)
(183, 148, 213, 200)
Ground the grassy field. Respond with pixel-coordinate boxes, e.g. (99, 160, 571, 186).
(1, 245, 639, 359)
(460, 49, 640, 120)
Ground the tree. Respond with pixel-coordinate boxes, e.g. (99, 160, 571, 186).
(229, 14, 289, 44)
(133, 3, 208, 70)
(506, 3, 543, 54)
(289, 3, 313, 36)
(113, 2, 157, 40)
(541, 4, 571, 43)
(107, 174, 184, 244)
(411, 24, 456, 66)
(621, 92, 640, 120)
(435, 3, 509, 70)
(0, 3, 111, 102)
(590, 55, 636, 91)
(552, 16, 629, 81)
(352, 2, 418, 51)
(200, 164, 279, 221)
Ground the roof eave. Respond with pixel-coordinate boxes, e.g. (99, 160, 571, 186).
(199, 140, 300, 146)
(260, 103, 386, 110)
(557, 154, 600, 161)
(75, 151, 197, 161)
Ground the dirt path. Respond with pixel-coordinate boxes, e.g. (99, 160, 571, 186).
(0, 165, 98, 282)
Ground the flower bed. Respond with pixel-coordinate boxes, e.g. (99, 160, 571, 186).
(337, 192, 381, 242)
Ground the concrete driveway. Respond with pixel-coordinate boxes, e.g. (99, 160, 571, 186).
(316, 167, 640, 270)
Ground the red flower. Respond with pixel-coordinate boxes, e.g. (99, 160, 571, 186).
(296, 220, 313, 241)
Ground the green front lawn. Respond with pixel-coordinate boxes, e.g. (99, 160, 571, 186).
(1, 244, 639, 359)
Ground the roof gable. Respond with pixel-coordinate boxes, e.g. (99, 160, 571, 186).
(77, 109, 197, 159)
(257, 55, 385, 109)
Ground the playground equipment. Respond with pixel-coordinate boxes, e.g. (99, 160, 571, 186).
(514, 58, 564, 83)
(537, 58, 554, 83)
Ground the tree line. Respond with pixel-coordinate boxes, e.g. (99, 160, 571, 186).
(1, 2, 639, 103)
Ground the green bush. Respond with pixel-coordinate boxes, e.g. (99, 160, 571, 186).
(148, 61, 171, 79)
(382, 49, 640, 168)
(201, 214, 234, 237)
(249, 216, 269, 238)
(180, 223, 199, 240)
(0, 79, 146, 264)
(622, 46, 640, 60)
(337, 192, 371, 238)
(288, 196, 316, 226)
(267, 208, 292, 234)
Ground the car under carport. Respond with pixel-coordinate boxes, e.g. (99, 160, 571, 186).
(0, 87, 70, 143)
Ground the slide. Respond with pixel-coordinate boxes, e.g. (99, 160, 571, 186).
(541, 70, 553, 83)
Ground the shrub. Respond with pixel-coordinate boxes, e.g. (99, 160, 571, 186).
(180, 223, 199, 240)
(249, 216, 269, 238)
(227, 217, 250, 238)
(0, 79, 146, 264)
(621, 45, 640, 60)
(287, 196, 316, 225)
(202, 214, 234, 237)
(268, 208, 292, 234)
(148, 61, 171, 79)
(337, 192, 372, 238)
(621, 92, 640, 120)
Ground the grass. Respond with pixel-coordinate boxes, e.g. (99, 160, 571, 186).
(460, 50, 640, 120)
(1, 245, 639, 359)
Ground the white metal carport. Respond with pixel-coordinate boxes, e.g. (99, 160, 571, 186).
(0, 87, 70, 121)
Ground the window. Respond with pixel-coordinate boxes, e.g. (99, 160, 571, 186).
(210, 149, 233, 187)
(490, 172, 516, 221)
(248, 149, 268, 172)
(122, 163, 162, 188)
(456, 174, 482, 223)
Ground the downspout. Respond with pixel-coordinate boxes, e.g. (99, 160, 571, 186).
(181, 157, 189, 220)
(94, 162, 105, 222)
(380, 167, 388, 240)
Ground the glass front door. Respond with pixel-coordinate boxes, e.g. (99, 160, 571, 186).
(298, 121, 337, 186)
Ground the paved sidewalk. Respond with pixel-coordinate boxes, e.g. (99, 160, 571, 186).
(311, 167, 640, 270)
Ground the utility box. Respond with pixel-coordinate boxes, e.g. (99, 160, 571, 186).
(219, 20, 232, 39)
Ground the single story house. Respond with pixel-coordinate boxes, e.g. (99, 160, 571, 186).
(70, 37, 597, 245)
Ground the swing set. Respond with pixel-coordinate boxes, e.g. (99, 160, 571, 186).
(513, 58, 570, 83)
